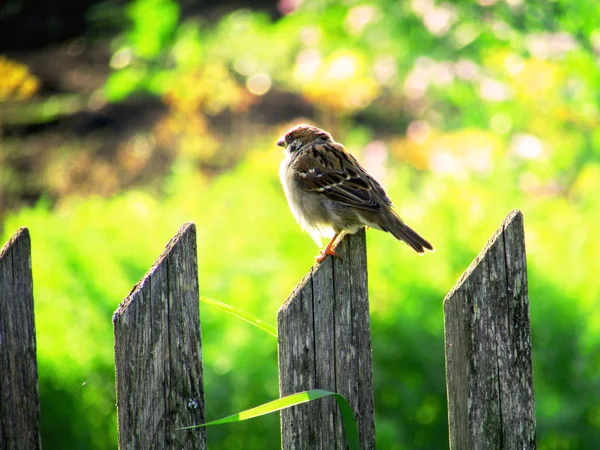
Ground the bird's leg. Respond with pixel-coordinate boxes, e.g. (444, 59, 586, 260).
(316, 233, 342, 263)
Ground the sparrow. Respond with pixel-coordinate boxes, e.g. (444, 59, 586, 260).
(277, 124, 434, 263)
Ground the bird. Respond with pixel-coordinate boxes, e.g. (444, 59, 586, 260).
(277, 124, 434, 263)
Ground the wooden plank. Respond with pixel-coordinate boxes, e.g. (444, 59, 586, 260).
(113, 222, 206, 449)
(444, 210, 536, 449)
(0, 227, 40, 450)
(278, 229, 376, 450)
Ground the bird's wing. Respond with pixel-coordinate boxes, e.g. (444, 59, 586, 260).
(292, 141, 393, 212)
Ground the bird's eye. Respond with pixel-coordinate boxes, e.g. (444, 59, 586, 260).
(289, 139, 303, 152)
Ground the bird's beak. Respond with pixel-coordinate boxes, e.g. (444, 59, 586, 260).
(276, 138, 285, 147)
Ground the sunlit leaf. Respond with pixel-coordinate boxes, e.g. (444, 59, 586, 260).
(179, 389, 361, 450)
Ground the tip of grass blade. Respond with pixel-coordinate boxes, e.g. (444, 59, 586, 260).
(200, 296, 277, 338)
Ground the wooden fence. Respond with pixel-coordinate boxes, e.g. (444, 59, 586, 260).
(0, 210, 535, 449)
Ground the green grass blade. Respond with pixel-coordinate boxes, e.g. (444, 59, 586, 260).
(199, 296, 277, 338)
(178, 389, 360, 450)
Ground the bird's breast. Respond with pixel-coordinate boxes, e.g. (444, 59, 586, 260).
(279, 156, 336, 242)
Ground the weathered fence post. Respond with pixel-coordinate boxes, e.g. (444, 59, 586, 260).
(0, 227, 40, 450)
(278, 229, 375, 450)
(444, 209, 536, 449)
(113, 222, 206, 449)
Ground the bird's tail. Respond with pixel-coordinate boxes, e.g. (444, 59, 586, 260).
(380, 209, 434, 254)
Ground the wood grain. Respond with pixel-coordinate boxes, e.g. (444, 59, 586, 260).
(113, 222, 206, 450)
(278, 229, 375, 449)
(444, 210, 536, 449)
(0, 227, 40, 450)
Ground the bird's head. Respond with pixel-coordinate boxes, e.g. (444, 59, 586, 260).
(277, 125, 334, 153)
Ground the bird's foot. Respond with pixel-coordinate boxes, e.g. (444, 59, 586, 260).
(315, 233, 343, 263)
(315, 247, 342, 263)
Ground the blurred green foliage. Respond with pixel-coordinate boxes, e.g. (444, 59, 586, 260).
(2, 0, 600, 448)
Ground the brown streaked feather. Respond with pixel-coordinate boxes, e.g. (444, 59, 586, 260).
(379, 210, 434, 253)
(343, 149, 393, 207)
(293, 141, 392, 212)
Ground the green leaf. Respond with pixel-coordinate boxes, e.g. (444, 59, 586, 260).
(103, 67, 147, 102)
(179, 389, 361, 450)
(127, 0, 180, 59)
(200, 296, 277, 338)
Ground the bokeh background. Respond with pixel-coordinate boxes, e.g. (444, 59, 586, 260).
(1, 0, 599, 448)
